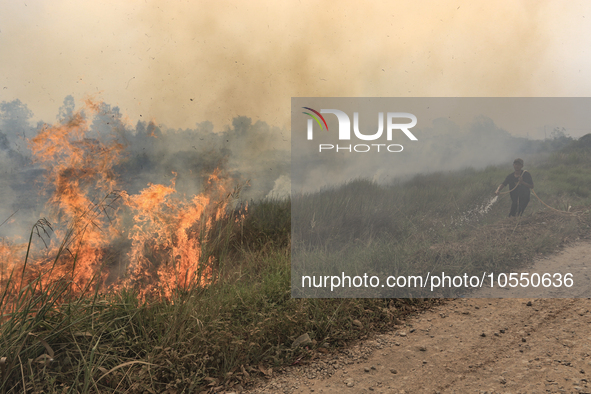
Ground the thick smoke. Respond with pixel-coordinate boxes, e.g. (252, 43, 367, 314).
(117, 113, 290, 200)
(0, 2, 587, 130)
(0, 97, 290, 240)
(0, 99, 39, 240)
(0, 95, 581, 241)
(291, 98, 582, 193)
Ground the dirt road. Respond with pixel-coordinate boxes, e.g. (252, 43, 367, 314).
(245, 242, 591, 394)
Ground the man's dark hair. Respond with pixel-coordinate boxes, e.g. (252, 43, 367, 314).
(513, 158, 524, 166)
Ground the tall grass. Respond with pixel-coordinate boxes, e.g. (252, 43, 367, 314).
(0, 223, 404, 393)
(292, 145, 591, 298)
(2, 136, 591, 392)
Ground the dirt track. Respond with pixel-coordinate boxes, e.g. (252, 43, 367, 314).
(245, 241, 591, 394)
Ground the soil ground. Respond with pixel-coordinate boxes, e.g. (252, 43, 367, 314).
(243, 241, 591, 394)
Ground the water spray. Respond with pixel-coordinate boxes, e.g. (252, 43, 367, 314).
(450, 195, 499, 226)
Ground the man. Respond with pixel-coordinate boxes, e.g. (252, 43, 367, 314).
(495, 158, 534, 217)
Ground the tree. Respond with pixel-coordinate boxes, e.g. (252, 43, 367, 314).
(57, 95, 76, 123)
(0, 99, 34, 140)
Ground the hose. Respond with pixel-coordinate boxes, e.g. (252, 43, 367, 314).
(497, 170, 577, 215)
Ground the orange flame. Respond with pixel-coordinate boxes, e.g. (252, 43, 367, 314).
(0, 100, 237, 303)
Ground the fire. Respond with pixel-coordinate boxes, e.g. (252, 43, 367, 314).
(0, 100, 237, 303)
(122, 169, 234, 300)
(0, 240, 25, 285)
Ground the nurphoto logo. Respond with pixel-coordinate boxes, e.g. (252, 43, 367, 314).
(302, 107, 418, 153)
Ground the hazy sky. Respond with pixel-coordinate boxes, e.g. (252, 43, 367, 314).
(1, 1, 591, 135)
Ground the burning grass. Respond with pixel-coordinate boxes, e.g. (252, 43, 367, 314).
(1, 101, 243, 303)
(2, 105, 591, 392)
(2, 195, 589, 392)
(0, 209, 418, 393)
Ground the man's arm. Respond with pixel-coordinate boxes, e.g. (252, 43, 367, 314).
(519, 173, 534, 189)
(496, 175, 511, 195)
